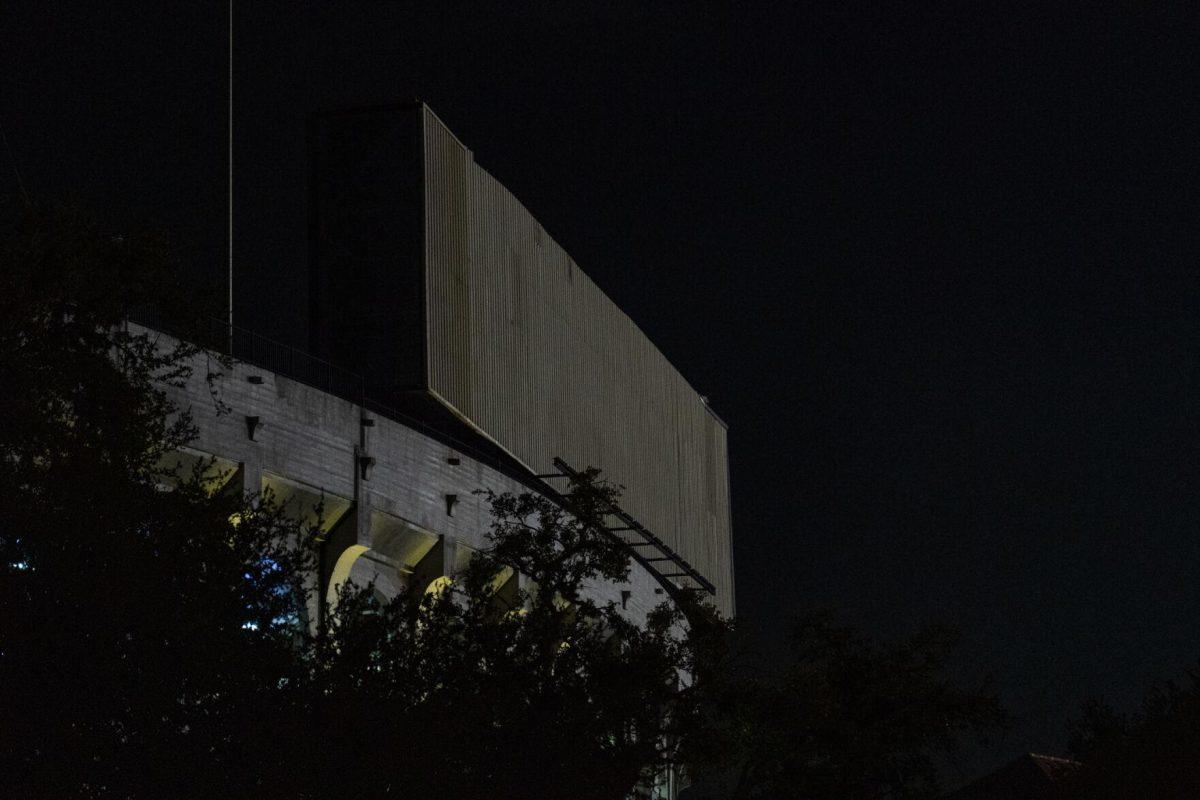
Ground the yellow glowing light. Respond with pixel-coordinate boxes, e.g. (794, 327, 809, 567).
(325, 544, 371, 611)
(424, 575, 454, 599)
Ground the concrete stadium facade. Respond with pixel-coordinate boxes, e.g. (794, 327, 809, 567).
(153, 331, 672, 626)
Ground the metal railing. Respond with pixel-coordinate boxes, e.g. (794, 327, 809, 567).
(544, 458, 716, 596)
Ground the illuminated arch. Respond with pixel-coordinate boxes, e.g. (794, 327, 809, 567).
(325, 545, 408, 612)
(418, 575, 468, 619)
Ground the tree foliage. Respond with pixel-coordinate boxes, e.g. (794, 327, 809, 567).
(0, 199, 316, 797)
(1066, 665, 1200, 798)
(282, 474, 724, 800)
(686, 612, 1007, 800)
(0, 198, 721, 799)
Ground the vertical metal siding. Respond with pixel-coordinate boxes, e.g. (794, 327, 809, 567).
(423, 109, 473, 417)
(421, 107, 735, 615)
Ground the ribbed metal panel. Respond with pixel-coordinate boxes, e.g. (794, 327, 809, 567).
(422, 108, 473, 418)
(420, 107, 734, 614)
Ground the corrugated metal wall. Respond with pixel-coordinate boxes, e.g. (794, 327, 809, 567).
(420, 106, 734, 615)
(423, 111, 473, 416)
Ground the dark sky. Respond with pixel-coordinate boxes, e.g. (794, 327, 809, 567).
(4, 2, 1198, 779)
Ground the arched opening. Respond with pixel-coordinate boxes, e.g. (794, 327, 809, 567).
(325, 544, 408, 615)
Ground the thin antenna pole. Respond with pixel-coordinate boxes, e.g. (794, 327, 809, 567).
(227, 0, 234, 348)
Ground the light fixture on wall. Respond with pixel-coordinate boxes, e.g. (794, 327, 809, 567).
(357, 455, 375, 481)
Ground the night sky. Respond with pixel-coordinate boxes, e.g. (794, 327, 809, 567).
(4, 2, 1198, 779)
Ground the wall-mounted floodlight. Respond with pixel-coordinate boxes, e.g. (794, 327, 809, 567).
(358, 455, 375, 481)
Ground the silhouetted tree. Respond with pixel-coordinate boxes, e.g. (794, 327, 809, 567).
(1066, 664, 1200, 799)
(0, 198, 318, 797)
(274, 472, 730, 800)
(685, 612, 1007, 800)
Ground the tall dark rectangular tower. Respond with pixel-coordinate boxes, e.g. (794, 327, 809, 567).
(308, 103, 426, 396)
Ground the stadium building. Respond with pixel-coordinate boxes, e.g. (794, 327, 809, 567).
(152, 102, 734, 633)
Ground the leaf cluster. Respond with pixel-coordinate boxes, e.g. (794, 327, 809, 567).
(287, 476, 714, 800)
(1066, 665, 1200, 799)
(0, 199, 320, 797)
(686, 612, 1008, 800)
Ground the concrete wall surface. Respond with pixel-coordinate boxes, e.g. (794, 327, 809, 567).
(150, 326, 668, 625)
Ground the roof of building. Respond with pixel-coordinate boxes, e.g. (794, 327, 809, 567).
(945, 753, 1082, 800)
